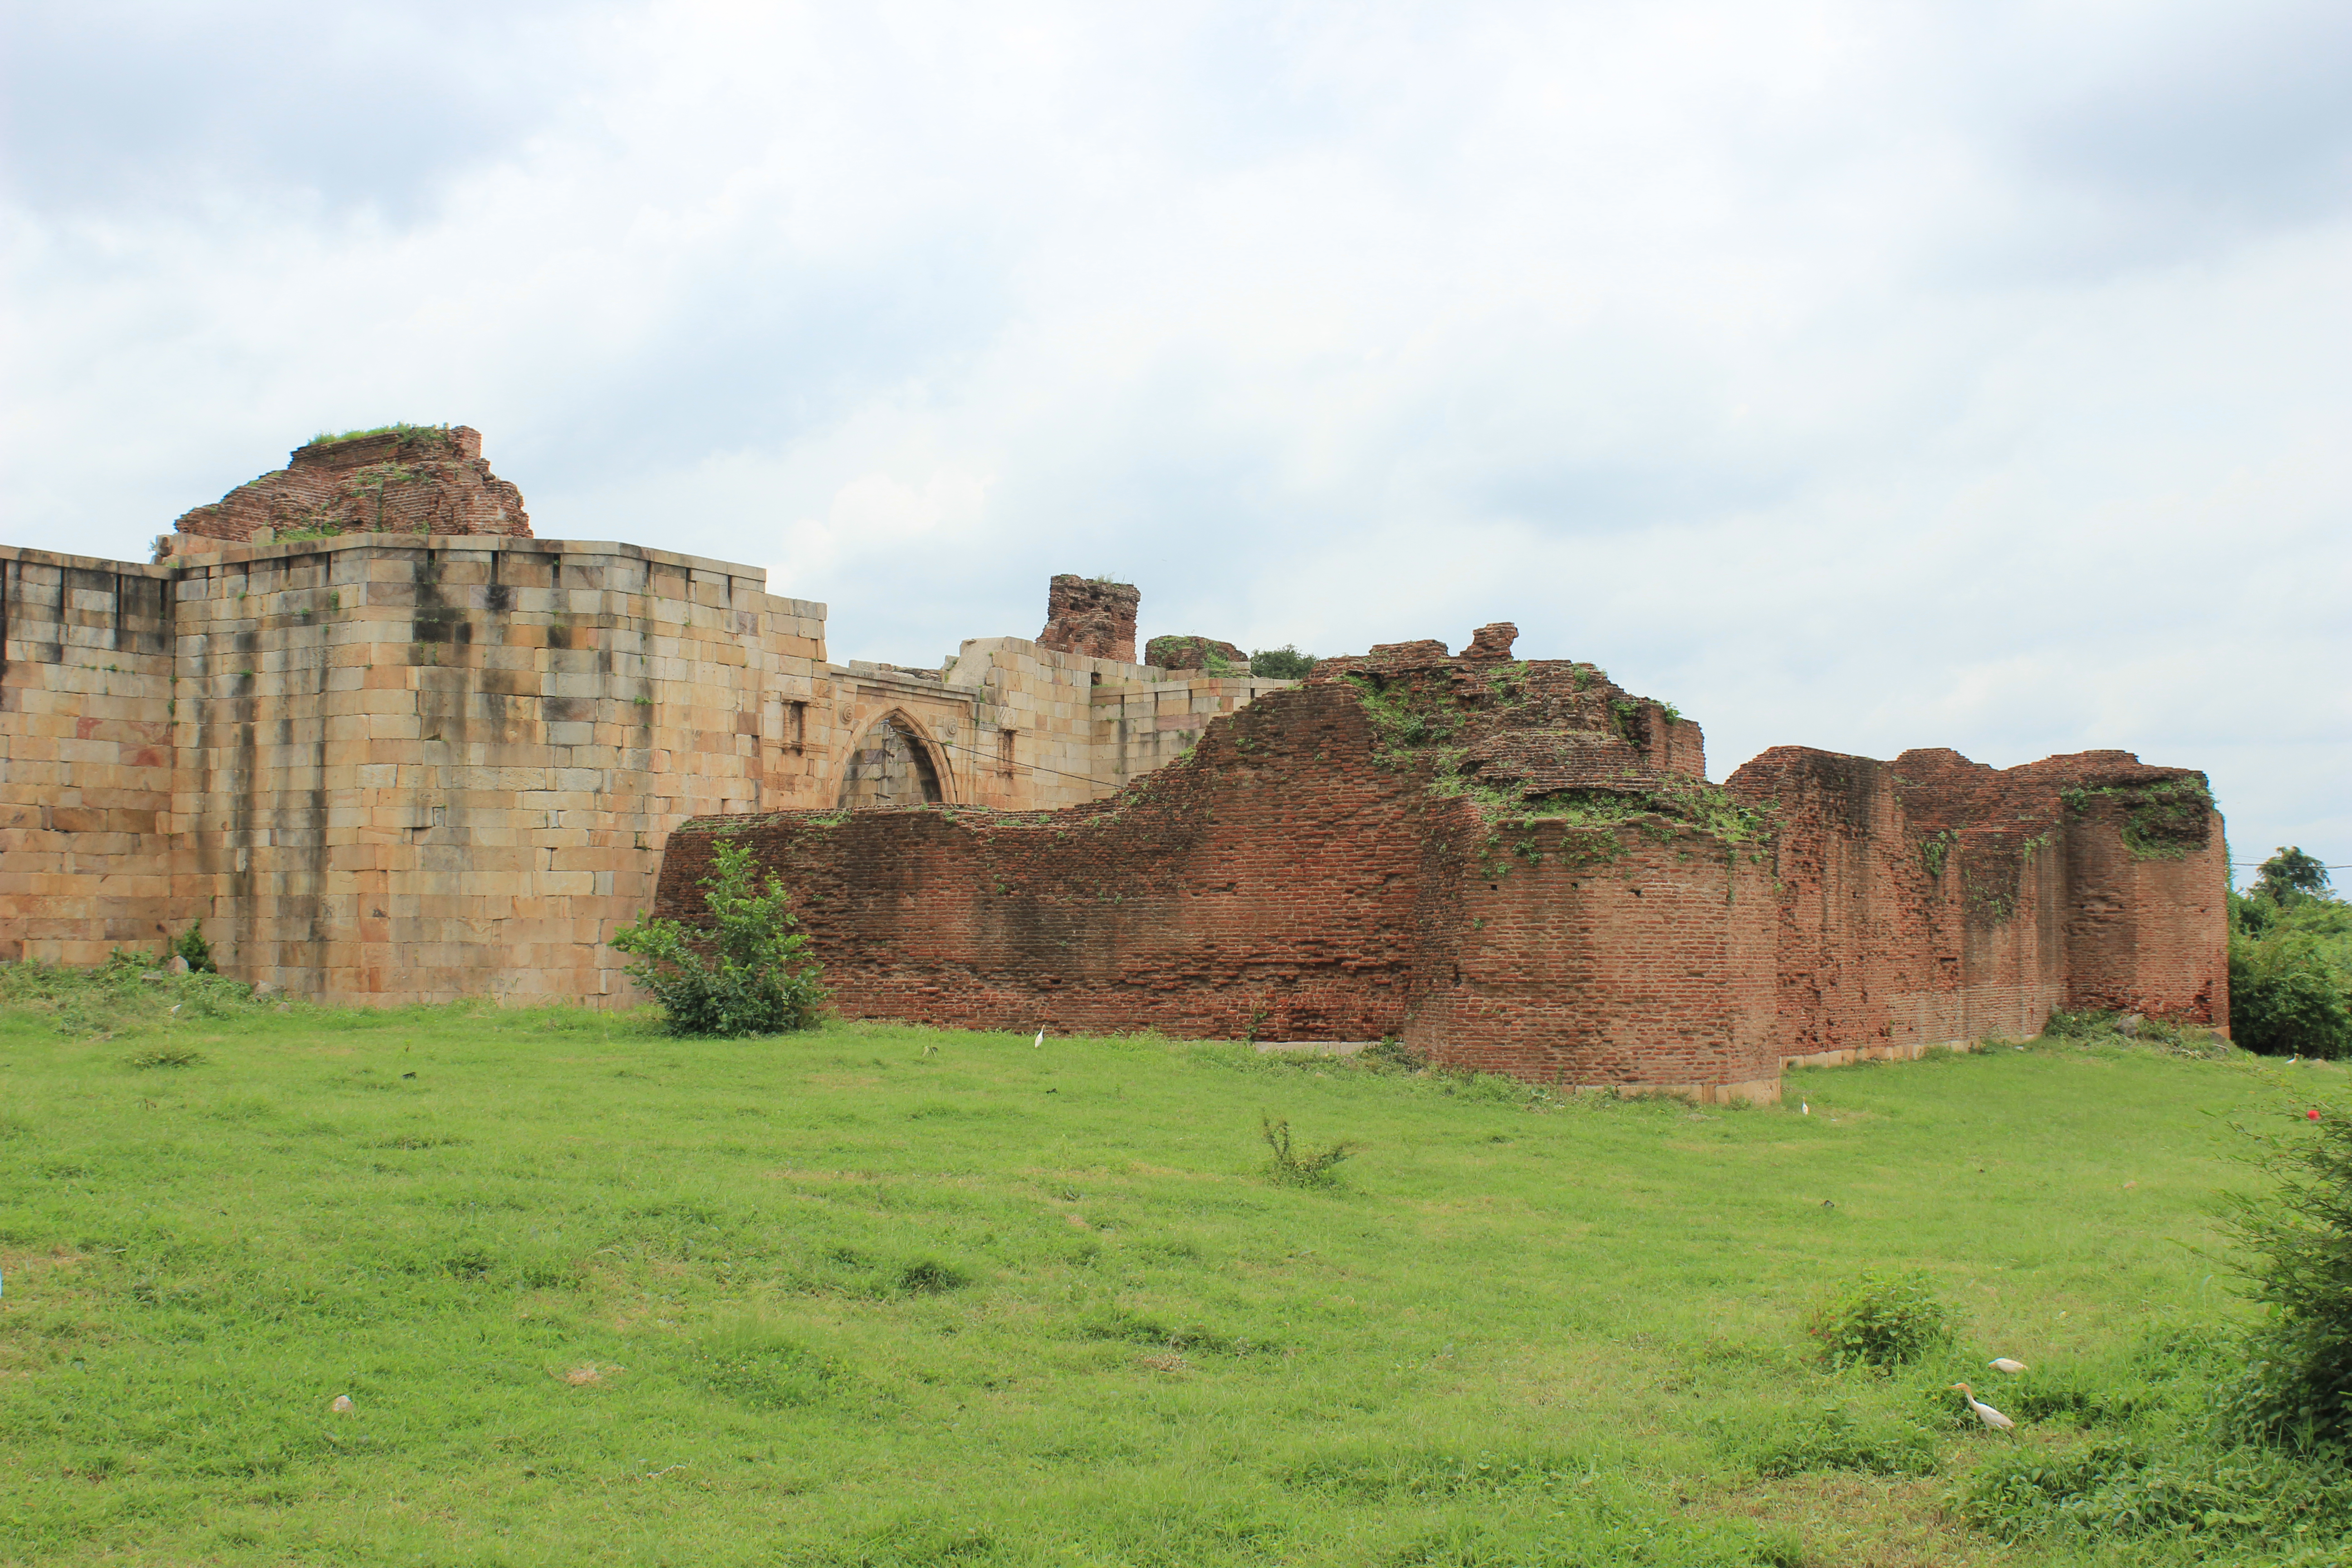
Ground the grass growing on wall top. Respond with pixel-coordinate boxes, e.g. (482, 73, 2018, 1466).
(0, 986, 2335, 1566)
(303, 422, 442, 448)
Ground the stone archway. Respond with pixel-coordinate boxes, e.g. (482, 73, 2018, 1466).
(837, 711, 947, 808)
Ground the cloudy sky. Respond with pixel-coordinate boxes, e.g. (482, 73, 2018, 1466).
(4, 0, 2346, 876)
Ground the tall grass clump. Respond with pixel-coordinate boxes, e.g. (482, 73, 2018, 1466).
(611, 836, 826, 1036)
(1260, 1114, 1356, 1187)
(1807, 1270, 1954, 1369)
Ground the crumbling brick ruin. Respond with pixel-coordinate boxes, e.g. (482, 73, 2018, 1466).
(1144, 634, 1247, 673)
(166, 426, 531, 551)
(1036, 574, 1140, 662)
(1, 428, 2228, 1098)
(659, 629, 2226, 1101)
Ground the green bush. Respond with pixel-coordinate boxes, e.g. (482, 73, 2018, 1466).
(168, 922, 217, 974)
(2220, 1102, 2352, 1446)
(1806, 1270, 1955, 1369)
(2231, 932, 2352, 1059)
(610, 837, 826, 1037)
(1249, 644, 1318, 680)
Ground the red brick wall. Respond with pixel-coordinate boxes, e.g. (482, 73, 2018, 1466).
(1401, 822, 1779, 1094)
(659, 659, 2230, 1091)
(1726, 745, 2225, 1056)
(2061, 794, 2230, 1025)
(661, 679, 1786, 1094)
(660, 686, 1450, 1040)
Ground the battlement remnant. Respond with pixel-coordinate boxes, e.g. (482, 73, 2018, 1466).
(1038, 574, 1139, 662)
(168, 424, 531, 550)
(1145, 634, 1247, 673)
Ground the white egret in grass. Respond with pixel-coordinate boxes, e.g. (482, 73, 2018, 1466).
(1989, 1357, 2028, 1374)
(1034, 1029, 1044, 1049)
(1950, 1383, 2015, 1432)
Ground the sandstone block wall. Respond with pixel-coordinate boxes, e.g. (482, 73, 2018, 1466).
(0, 549, 179, 964)
(2, 530, 1291, 1002)
(163, 535, 831, 1000)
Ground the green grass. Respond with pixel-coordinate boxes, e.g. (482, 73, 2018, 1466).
(302, 423, 440, 449)
(0, 977, 2340, 1566)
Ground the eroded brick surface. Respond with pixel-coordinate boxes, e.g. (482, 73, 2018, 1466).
(662, 634, 2229, 1096)
(1037, 575, 1138, 662)
(172, 426, 531, 547)
(1143, 634, 1245, 672)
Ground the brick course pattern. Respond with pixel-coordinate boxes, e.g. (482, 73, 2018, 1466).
(659, 637, 2228, 1099)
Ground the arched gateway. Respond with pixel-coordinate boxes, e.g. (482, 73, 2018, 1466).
(837, 711, 947, 808)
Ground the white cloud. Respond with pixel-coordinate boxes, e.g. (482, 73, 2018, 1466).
(2, 0, 2346, 874)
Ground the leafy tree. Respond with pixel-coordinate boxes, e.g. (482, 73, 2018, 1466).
(2255, 847, 2333, 906)
(611, 838, 826, 1036)
(1249, 644, 1317, 680)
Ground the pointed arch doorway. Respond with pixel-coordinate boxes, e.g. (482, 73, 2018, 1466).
(837, 711, 947, 808)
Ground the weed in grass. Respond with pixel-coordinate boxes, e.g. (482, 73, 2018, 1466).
(1808, 1271, 1957, 1370)
(898, 1256, 970, 1294)
(123, 1046, 203, 1069)
(1261, 1112, 1356, 1186)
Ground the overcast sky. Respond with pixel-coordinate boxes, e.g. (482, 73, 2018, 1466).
(4, 0, 2346, 877)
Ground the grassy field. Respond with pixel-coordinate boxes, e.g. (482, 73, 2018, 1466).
(0, 979, 2339, 1567)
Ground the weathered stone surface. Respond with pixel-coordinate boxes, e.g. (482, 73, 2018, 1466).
(172, 426, 531, 547)
(1037, 575, 1138, 662)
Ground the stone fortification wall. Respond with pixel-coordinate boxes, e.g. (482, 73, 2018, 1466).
(0, 549, 179, 964)
(170, 426, 531, 547)
(162, 535, 825, 1000)
(3, 498, 1286, 999)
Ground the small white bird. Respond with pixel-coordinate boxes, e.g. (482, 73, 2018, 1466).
(1034, 1028, 1044, 1049)
(1950, 1382, 2015, 1432)
(1801, 1101, 1810, 1115)
(1988, 1357, 2028, 1374)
